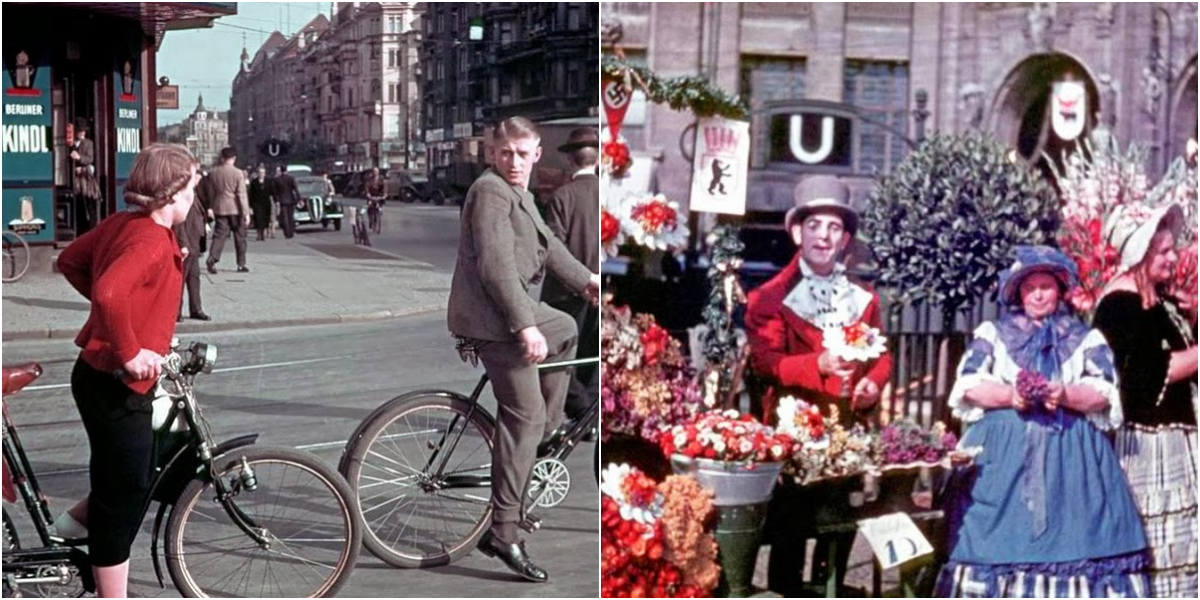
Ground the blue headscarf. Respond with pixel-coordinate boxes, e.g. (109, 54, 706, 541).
(995, 246, 1091, 540)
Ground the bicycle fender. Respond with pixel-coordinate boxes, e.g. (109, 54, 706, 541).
(148, 434, 260, 505)
(150, 502, 169, 589)
(337, 390, 476, 475)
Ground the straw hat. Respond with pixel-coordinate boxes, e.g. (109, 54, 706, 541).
(1104, 203, 1184, 272)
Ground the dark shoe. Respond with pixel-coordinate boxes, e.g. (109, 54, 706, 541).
(206, 262, 217, 274)
(237, 266, 250, 273)
(190, 312, 212, 321)
(477, 531, 548, 583)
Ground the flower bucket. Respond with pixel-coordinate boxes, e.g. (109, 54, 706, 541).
(670, 455, 784, 507)
(672, 455, 784, 597)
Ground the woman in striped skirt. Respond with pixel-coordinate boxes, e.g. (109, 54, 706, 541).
(1094, 203, 1198, 598)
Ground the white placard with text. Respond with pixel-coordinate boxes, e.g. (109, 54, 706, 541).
(689, 117, 749, 216)
(858, 513, 934, 570)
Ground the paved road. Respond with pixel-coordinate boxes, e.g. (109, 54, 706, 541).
(3, 306, 598, 597)
(335, 197, 462, 272)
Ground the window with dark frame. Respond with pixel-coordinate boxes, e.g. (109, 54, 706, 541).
(844, 60, 910, 174)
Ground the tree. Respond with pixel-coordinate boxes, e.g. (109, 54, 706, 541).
(861, 131, 1058, 329)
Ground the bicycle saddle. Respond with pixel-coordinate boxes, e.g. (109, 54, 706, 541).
(2, 362, 42, 396)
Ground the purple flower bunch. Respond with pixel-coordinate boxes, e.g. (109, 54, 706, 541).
(875, 420, 958, 466)
(1015, 370, 1052, 410)
(601, 306, 705, 445)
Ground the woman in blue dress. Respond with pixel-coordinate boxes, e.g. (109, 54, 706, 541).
(936, 245, 1151, 598)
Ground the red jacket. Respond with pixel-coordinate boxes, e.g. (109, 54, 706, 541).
(58, 211, 183, 395)
(745, 254, 892, 421)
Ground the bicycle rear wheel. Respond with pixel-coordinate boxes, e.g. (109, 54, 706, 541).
(340, 392, 495, 568)
(165, 446, 360, 598)
(2, 231, 30, 282)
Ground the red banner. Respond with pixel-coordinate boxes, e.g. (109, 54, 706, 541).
(602, 76, 633, 141)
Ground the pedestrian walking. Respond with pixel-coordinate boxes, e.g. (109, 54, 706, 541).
(70, 119, 102, 233)
(204, 147, 251, 273)
(447, 117, 601, 583)
(272, 165, 300, 239)
(542, 127, 600, 435)
(173, 184, 210, 321)
(54, 143, 200, 598)
(248, 166, 272, 241)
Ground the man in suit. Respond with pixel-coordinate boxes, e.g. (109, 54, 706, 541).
(542, 127, 600, 430)
(204, 147, 251, 273)
(173, 187, 210, 321)
(447, 117, 600, 583)
(272, 165, 300, 239)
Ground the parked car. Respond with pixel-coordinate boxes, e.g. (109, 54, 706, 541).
(294, 175, 343, 230)
(387, 170, 444, 204)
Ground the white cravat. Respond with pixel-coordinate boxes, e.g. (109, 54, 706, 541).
(782, 259, 872, 329)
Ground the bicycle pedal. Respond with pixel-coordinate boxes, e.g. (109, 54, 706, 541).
(518, 515, 542, 533)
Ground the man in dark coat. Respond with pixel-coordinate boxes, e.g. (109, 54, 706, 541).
(542, 127, 600, 426)
(272, 165, 300, 239)
(173, 185, 210, 321)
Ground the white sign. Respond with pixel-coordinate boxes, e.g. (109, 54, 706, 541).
(1051, 81, 1086, 142)
(689, 117, 749, 216)
(857, 513, 934, 570)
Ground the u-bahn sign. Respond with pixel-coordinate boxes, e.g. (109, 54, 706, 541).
(763, 101, 857, 173)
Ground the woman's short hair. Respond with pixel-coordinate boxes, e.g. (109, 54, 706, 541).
(123, 143, 197, 210)
(493, 117, 540, 143)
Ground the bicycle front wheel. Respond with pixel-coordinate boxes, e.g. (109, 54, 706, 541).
(165, 446, 360, 598)
(2, 231, 30, 282)
(340, 392, 495, 568)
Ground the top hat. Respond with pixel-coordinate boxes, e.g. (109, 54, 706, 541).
(785, 175, 858, 236)
(557, 127, 600, 152)
(1104, 203, 1184, 274)
(73, 118, 90, 132)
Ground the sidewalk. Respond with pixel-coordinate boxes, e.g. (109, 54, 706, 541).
(1, 235, 453, 341)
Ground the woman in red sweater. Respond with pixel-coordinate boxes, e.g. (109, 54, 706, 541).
(55, 143, 200, 598)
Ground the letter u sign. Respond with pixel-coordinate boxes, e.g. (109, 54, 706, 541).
(789, 115, 835, 164)
(267, 142, 281, 157)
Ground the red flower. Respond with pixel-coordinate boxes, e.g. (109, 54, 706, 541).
(640, 323, 670, 366)
(603, 140, 632, 178)
(631, 201, 678, 234)
(602, 210, 621, 244)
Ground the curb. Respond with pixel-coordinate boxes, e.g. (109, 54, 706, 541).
(1, 304, 445, 342)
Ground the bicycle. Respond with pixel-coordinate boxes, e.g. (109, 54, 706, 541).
(365, 196, 384, 237)
(350, 204, 372, 247)
(2, 339, 361, 598)
(2, 230, 31, 283)
(338, 340, 600, 569)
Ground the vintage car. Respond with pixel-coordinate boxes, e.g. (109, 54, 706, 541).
(294, 175, 344, 230)
(386, 170, 445, 204)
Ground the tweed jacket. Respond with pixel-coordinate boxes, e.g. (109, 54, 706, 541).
(172, 199, 207, 255)
(207, 163, 249, 216)
(448, 169, 592, 342)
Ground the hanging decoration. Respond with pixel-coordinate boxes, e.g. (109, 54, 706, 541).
(689, 117, 751, 216)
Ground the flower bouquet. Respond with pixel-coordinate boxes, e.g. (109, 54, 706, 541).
(874, 419, 959, 467)
(600, 464, 720, 598)
(659, 409, 795, 465)
(822, 320, 888, 402)
(618, 193, 690, 254)
(602, 305, 705, 447)
(602, 204, 625, 258)
(775, 397, 875, 485)
(603, 137, 633, 179)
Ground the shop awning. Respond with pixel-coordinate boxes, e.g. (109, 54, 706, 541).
(65, 2, 237, 45)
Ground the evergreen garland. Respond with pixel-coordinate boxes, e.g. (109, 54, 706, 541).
(701, 225, 746, 406)
(602, 54, 748, 120)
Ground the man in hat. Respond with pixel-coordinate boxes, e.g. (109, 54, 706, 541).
(744, 174, 892, 595)
(70, 120, 101, 233)
(447, 116, 601, 583)
(541, 127, 600, 435)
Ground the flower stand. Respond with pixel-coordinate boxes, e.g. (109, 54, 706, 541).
(672, 455, 784, 598)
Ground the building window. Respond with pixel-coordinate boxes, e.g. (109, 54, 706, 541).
(568, 5, 582, 29)
(567, 63, 580, 95)
(371, 79, 381, 100)
(740, 55, 807, 105)
(389, 48, 398, 68)
(844, 60, 909, 174)
(389, 83, 398, 104)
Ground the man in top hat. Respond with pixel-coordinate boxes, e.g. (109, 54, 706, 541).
(70, 119, 101, 232)
(541, 127, 600, 433)
(744, 174, 892, 595)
